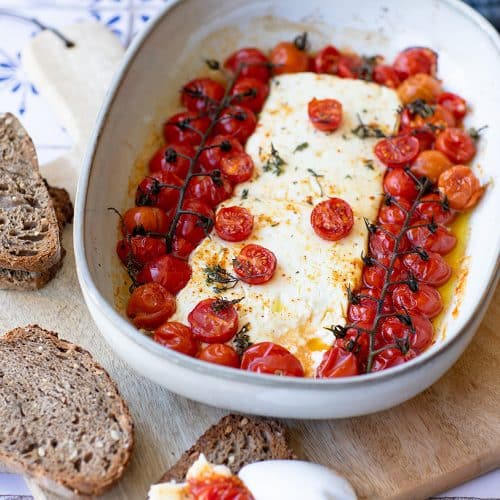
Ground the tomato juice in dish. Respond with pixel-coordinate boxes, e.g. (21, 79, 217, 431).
(115, 38, 485, 378)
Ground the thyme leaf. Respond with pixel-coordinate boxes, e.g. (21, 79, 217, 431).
(407, 99, 435, 118)
(205, 58, 220, 70)
(468, 125, 488, 141)
(211, 296, 244, 313)
(307, 168, 324, 196)
(203, 265, 239, 293)
(294, 142, 309, 152)
(363, 159, 375, 170)
(263, 143, 286, 176)
(352, 114, 386, 139)
(241, 188, 249, 200)
(233, 323, 253, 355)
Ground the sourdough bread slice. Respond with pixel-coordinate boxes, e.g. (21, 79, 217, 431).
(0, 325, 134, 497)
(159, 414, 296, 483)
(0, 113, 61, 272)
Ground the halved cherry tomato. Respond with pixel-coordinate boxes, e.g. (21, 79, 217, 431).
(310, 198, 353, 241)
(233, 244, 277, 285)
(403, 251, 452, 287)
(117, 236, 166, 266)
(410, 150, 452, 183)
(163, 111, 210, 146)
(224, 47, 271, 82)
(435, 128, 476, 164)
(372, 65, 401, 88)
(316, 346, 359, 378)
(153, 322, 199, 356)
(375, 135, 420, 168)
(181, 77, 225, 113)
(406, 222, 457, 255)
(336, 53, 362, 79)
(188, 298, 239, 343)
(397, 73, 442, 104)
(379, 312, 433, 352)
(383, 168, 419, 201)
(126, 282, 176, 329)
(378, 198, 411, 226)
(438, 165, 484, 211)
(136, 254, 192, 294)
(186, 175, 233, 208)
(393, 47, 437, 80)
(437, 92, 467, 120)
(230, 77, 269, 113)
(215, 106, 257, 143)
(189, 475, 254, 500)
(135, 171, 183, 212)
(199, 135, 244, 173)
(308, 98, 343, 132)
(171, 235, 196, 260)
(241, 342, 304, 376)
(371, 347, 416, 371)
(175, 199, 214, 245)
(392, 283, 443, 319)
(220, 152, 254, 184)
(313, 45, 340, 74)
(148, 143, 195, 179)
(369, 223, 409, 259)
(270, 41, 308, 75)
(215, 206, 254, 242)
(122, 206, 170, 236)
(197, 343, 240, 368)
(416, 193, 455, 225)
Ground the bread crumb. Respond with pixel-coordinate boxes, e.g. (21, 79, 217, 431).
(240, 418, 248, 426)
(110, 429, 120, 441)
(37, 447, 45, 457)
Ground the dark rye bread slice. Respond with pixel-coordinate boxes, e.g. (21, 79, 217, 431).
(0, 113, 61, 272)
(160, 414, 296, 483)
(0, 325, 134, 497)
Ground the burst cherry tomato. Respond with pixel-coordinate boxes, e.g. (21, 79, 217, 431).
(171, 236, 196, 260)
(313, 45, 340, 74)
(233, 244, 277, 285)
(347, 293, 378, 325)
(230, 77, 269, 113)
(126, 283, 176, 329)
(316, 346, 359, 378)
(406, 222, 457, 255)
(338, 331, 370, 367)
(336, 53, 362, 78)
(215, 106, 257, 143)
(308, 98, 343, 132)
(393, 47, 437, 80)
(136, 254, 192, 294)
(362, 256, 407, 289)
(379, 312, 433, 352)
(153, 322, 199, 356)
(220, 152, 254, 184)
(186, 175, 233, 208)
(416, 193, 455, 225)
(122, 206, 170, 236)
(215, 206, 254, 242)
(241, 342, 304, 376)
(397, 73, 442, 104)
(375, 135, 419, 168)
(181, 77, 225, 113)
(435, 128, 476, 164)
(197, 343, 240, 368)
(199, 135, 244, 172)
(175, 199, 214, 245)
(270, 41, 308, 75)
(437, 92, 467, 120)
(403, 251, 452, 287)
(310, 198, 353, 241)
(369, 223, 409, 258)
(372, 65, 401, 88)
(378, 198, 411, 226)
(148, 143, 195, 179)
(117, 236, 166, 266)
(371, 348, 416, 371)
(392, 283, 443, 319)
(410, 150, 452, 183)
(383, 168, 418, 201)
(438, 165, 484, 211)
(189, 475, 254, 500)
(411, 104, 456, 132)
(224, 47, 271, 82)
(188, 298, 239, 343)
(135, 171, 183, 212)
(163, 111, 210, 146)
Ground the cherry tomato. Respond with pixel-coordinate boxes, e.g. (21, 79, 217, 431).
(215, 106, 257, 143)
(175, 199, 214, 246)
(270, 41, 308, 75)
(126, 282, 176, 329)
(374, 135, 420, 168)
(338, 331, 370, 367)
(406, 222, 457, 255)
(153, 322, 199, 356)
(230, 77, 269, 113)
(336, 53, 362, 79)
(181, 77, 225, 113)
(313, 45, 340, 74)
(416, 193, 455, 225)
(215, 206, 254, 242)
(360, 286, 393, 313)
(410, 150, 452, 183)
(369, 223, 409, 258)
(393, 47, 437, 80)
(310, 198, 353, 241)
(163, 111, 210, 146)
(224, 47, 271, 82)
(411, 105, 456, 133)
(316, 346, 359, 378)
(372, 65, 401, 88)
(308, 98, 343, 132)
(189, 475, 254, 500)
(435, 128, 476, 164)
(186, 174, 233, 208)
(122, 206, 170, 236)
(378, 198, 411, 226)
(362, 256, 407, 289)
(135, 171, 183, 212)
(148, 143, 195, 179)
(241, 342, 304, 376)
(220, 152, 254, 184)
(347, 295, 377, 325)
(392, 283, 443, 319)
(233, 244, 277, 285)
(379, 312, 433, 352)
(397, 73, 442, 104)
(371, 348, 416, 372)
(188, 298, 239, 343)
(136, 254, 192, 294)
(403, 251, 452, 287)
(197, 343, 240, 368)
(437, 92, 467, 120)
(438, 165, 484, 211)
(383, 168, 418, 201)
(171, 235, 196, 260)
(199, 135, 244, 172)
(117, 236, 166, 266)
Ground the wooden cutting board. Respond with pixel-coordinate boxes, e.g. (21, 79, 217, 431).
(2, 22, 499, 500)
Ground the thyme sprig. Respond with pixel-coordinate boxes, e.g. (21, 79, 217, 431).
(352, 114, 386, 139)
(263, 143, 286, 176)
(233, 323, 253, 355)
(406, 99, 435, 118)
(204, 265, 240, 293)
(211, 296, 244, 313)
(468, 125, 488, 141)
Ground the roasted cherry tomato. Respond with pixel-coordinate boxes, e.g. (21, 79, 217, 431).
(308, 98, 343, 132)
(403, 251, 452, 287)
(188, 298, 239, 343)
(117, 236, 166, 266)
(406, 222, 457, 255)
(197, 343, 240, 368)
(410, 150, 452, 183)
(378, 197, 412, 226)
(435, 128, 476, 164)
(411, 104, 456, 131)
(126, 282, 176, 329)
(220, 152, 254, 184)
(136, 254, 192, 294)
(153, 322, 199, 356)
(199, 135, 244, 173)
(371, 348, 417, 372)
(379, 312, 433, 352)
(438, 165, 484, 210)
(176, 199, 214, 245)
(189, 475, 254, 500)
(230, 77, 269, 113)
(416, 193, 455, 225)
(163, 111, 210, 146)
(270, 41, 308, 75)
(310, 198, 353, 241)
(171, 235, 196, 260)
(186, 175, 233, 208)
(336, 53, 362, 78)
(215, 206, 254, 242)
(135, 171, 183, 212)
(383, 168, 419, 201)
(372, 65, 401, 88)
(375, 134, 420, 168)
(181, 77, 225, 113)
(233, 244, 277, 285)
(392, 283, 443, 319)
(397, 73, 442, 104)
(215, 106, 257, 143)
(369, 223, 409, 258)
(313, 45, 340, 74)
(316, 346, 359, 378)
(241, 342, 304, 376)
(148, 143, 195, 179)
(362, 256, 407, 289)
(437, 92, 467, 120)
(347, 292, 378, 325)
(224, 47, 271, 82)
(122, 206, 170, 236)
(393, 47, 437, 80)
(338, 331, 370, 367)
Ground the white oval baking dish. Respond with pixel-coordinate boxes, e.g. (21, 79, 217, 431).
(75, 0, 500, 419)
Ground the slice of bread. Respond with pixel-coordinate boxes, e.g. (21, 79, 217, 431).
(159, 414, 296, 484)
(0, 113, 61, 272)
(0, 325, 134, 497)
